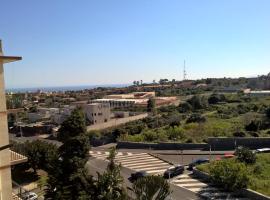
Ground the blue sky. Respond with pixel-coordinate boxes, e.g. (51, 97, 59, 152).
(1, 0, 270, 88)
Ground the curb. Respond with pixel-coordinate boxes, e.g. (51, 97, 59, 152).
(148, 152, 174, 165)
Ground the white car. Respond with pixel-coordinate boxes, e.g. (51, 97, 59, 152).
(254, 148, 270, 154)
(23, 192, 38, 200)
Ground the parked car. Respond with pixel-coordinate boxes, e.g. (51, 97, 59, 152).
(254, 148, 270, 154)
(163, 165, 184, 179)
(129, 171, 148, 182)
(22, 192, 38, 200)
(188, 158, 209, 170)
(216, 153, 235, 161)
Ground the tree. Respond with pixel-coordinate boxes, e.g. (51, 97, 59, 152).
(208, 94, 220, 104)
(95, 147, 127, 200)
(178, 102, 192, 113)
(45, 108, 93, 200)
(186, 113, 206, 124)
(266, 107, 270, 119)
(187, 95, 208, 110)
(132, 175, 171, 200)
(12, 140, 58, 174)
(147, 98, 157, 115)
(8, 113, 16, 127)
(245, 120, 261, 132)
(235, 146, 256, 164)
(209, 159, 249, 191)
(57, 108, 86, 142)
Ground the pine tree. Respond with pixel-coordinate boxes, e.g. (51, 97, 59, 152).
(45, 108, 94, 200)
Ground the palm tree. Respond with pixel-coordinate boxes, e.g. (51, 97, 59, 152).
(132, 175, 171, 200)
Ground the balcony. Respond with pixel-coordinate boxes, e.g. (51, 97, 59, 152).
(10, 150, 28, 165)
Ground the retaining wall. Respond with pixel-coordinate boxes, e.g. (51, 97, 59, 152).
(208, 137, 270, 150)
(116, 141, 207, 150)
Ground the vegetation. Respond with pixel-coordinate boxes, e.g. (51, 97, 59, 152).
(94, 147, 127, 200)
(235, 146, 256, 164)
(197, 153, 270, 196)
(147, 97, 157, 115)
(132, 175, 171, 200)
(100, 94, 270, 143)
(209, 159, 249, 191)
(12, 140, 58, 173)
(45, 108, 93, 199)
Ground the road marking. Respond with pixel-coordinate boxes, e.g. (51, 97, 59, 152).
(131, 163, 170, 169)
(122, 160, 167, 167)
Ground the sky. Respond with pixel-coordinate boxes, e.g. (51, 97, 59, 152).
(1, 0, 270, 88)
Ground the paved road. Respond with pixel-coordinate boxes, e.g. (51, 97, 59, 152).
(89, 150, 250, 200)
(86, 156, 199, 200)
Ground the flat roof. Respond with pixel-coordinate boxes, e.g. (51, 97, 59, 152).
(250, 90, 270, 93)
(0, 56, 22, 63)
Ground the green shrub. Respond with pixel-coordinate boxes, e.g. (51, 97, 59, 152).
(235, 146, 256, 164)
(186, 113, 206, 124)
(209, 159, 249, 191)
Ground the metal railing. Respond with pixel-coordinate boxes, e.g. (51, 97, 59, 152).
(10, 150, 28, 165)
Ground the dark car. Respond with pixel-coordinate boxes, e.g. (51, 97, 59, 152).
(129, 171, 148, 182)
(163, 165, 184, 179)
(188, 158, 209, 170)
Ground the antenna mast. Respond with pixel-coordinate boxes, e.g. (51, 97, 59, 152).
(183, 60, 187, 80)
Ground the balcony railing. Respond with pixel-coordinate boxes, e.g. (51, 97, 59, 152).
(10, 150, 28, 165)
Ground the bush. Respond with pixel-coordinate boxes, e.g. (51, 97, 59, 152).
(187, 95, 208, 110)
(167, 126, 186, 141)
(186, 113, 206, 124)
(208, 94, 226, 104)
(178, 102, 192, 113)
(235, 146, 256, 164)
(245, 120, 261, 132)
(233, 131, 246, 137)
(209, 159, 249, 191)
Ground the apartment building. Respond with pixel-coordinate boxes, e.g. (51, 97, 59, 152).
(0, 41, 28, 199)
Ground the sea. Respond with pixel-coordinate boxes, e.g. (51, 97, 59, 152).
(6, 84, 131, 93)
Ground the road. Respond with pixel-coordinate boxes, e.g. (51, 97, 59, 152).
(86, 157, 200, 200)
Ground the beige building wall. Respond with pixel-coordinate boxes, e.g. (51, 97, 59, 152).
(0, 41, 22, 200)
(83, 103, 111, 124)
(0, 61, 12, 200)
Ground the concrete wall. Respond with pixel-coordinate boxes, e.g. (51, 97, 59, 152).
(117, 141, 207, 150)
(87, 113, 148, 131)
(117, 138, 270, 150)
(83, 103, 110, 124)
(208, 137, 270, 150)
